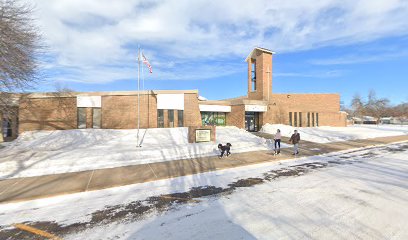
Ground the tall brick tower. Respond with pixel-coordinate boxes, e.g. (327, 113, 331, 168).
(245, 47, 274, 101)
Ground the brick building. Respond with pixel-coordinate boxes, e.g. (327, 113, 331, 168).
(1, 47, 346, 141)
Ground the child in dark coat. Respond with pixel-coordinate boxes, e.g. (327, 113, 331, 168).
(218, 143, 232, 158)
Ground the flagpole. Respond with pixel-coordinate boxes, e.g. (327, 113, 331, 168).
(137, 46, 141, 147)
(142, 55, 145, 91)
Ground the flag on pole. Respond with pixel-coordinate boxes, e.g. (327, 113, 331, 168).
(142, 53, 153, 73)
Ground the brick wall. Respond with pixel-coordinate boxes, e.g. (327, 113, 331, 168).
(319, 112, 347, 127)
(18, 97, 77, 133)
(269, 93, 340, 112)
(101, 93, 157, 129)
(227, 105, 245, 129)
(18, 92, 200, 133)
(86, 108, 93, 128)
(184, 93, 202, 127)
(258, 94, 346, 127)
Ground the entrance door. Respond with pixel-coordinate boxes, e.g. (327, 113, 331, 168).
(245, 112, 259, 132)
(2, 118, 12, 138)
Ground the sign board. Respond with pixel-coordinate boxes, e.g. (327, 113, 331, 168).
(77, 96, 101, 108)
(245, 104, 267, 112)
(195, 129, 211, 142)
(199, 104, 231, 112)
(157, 94, 184, 110)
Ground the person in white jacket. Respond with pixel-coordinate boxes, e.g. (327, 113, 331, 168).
(274, 129, 282, 155)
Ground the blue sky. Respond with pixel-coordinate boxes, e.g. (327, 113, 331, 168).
(32, 0, 408, 106)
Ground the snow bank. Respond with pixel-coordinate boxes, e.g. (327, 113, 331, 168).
(0, 127, 271, 179)
(260, 124, 408, 143)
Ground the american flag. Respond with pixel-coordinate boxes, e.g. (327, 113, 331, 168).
(142, 53, 153, 73)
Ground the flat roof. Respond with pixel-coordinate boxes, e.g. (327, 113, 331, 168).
(22, 90, 199, 98)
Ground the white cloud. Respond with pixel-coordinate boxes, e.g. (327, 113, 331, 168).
(309, 48, 408, 65)
(275, 70, 344, 78)
(29, 0, 408, 84)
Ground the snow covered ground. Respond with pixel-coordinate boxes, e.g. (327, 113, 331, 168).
(0, 127, 277, 179)
(1, 142, 407, 239)
(261, 124, 408, 143)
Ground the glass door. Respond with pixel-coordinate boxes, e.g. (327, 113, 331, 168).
(245, 112, 259, 132)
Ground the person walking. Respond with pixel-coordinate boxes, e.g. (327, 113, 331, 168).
(289, 130, 300, 155)
(274, 129, 282, 155)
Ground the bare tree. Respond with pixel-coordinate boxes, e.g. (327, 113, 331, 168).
(0, 0, 41, 92)
(351, 93, 364, 117)
(0, 0, 41, 139)
(364, 90, 390, 123)
(390, 102, 408, 118)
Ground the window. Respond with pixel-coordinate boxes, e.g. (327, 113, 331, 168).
(316, 113, 319, 127)
(299, 112, 302, 127)
(178, 110, 184, 127)
(307, 112, 310, 127)
(157, 109, 164, 128)
(77, 108, 86, 129)
(92, 108, 101, 129)
(168, 110, 174, 127)
(202, 112, 212, 126)
(251, 61, 256, 91)
(312, 113, 315, 127)
(294, 112, 298, 127)
(201, 112, 226, 126)
(215, 112, 226, 126)
(289, 112, 293, 126)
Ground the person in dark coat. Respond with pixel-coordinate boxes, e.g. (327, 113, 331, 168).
(218, 143, 232, 158)
(289, 130, 300, 155)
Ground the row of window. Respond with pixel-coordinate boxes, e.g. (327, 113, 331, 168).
(77, 109, 322, 129)
(289, 112, 319, 127)
(157, 109, 183, 128)
(78, 108, 184, 129)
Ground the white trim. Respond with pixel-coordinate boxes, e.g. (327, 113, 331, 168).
(157, 94, 184, 110)
(77, 96, 101, 108)
(199, 105, 231, 112)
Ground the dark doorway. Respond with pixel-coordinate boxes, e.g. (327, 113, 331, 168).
(2, 118, 12, 138)
(245, 112, 259, 132)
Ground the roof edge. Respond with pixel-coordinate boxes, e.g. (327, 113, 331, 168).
(245, 47, 275, 62)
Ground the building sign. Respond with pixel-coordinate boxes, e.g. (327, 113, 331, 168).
(195, 129, 211, 142)
(199, 104, 231, 112)
(157, 94, 184, 110)
(245, 104, 267, 112)
(77, 96, 101, 108)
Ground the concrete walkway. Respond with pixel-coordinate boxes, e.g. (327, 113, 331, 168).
(0, 134, 407, 204)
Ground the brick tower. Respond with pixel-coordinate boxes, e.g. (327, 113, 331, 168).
(245, 47, 274, 101)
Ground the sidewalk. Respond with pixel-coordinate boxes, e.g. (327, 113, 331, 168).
(0, 134, 407, 204)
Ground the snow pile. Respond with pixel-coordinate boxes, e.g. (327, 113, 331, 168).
(260, 124, 408, 143)
(0, 127, 271, 179)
